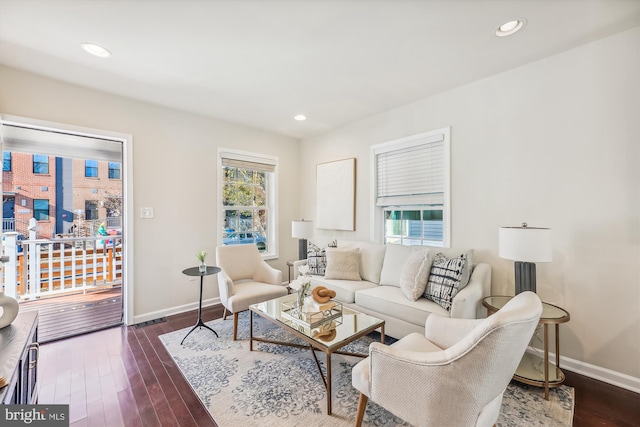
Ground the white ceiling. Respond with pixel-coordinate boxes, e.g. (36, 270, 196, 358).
(1, 0, 639, 139)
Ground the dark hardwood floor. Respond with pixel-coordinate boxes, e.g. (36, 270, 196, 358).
(37, 304, 639, 427)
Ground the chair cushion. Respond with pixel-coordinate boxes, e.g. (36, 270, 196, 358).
(355, 285, 448, 327)
(227, 281, 288, 313)
(324, 248, 361, 281)
(400, 250, 432, 301)
(309, 277, 377, 304)
(352, 332, 443, 396)
(424, 252, 467, 311)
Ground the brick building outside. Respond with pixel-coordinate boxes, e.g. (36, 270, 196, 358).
(2, 152, 122, 239)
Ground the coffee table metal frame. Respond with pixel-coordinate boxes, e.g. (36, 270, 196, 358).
(249, 294, 385, 415)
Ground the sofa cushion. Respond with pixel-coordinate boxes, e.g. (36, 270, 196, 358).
(380, 244, 427, 287)
(355, 286, 448, 327)
(310, 277, 377, 304)
(324, 248, 362, 281)
(400, 250, 432, 301)
(424, 252, 467, 311)
(306, 240, 337, 276)
(338, 240, 387, 284)
(425, 246, 474, 289)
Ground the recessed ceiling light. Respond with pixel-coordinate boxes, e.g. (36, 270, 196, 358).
(294, 114, 306, 121)
(495, 19, 526, 37)
(81, 42, 111, 58)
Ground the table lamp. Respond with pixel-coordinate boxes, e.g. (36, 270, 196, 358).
(292, 220, 313, 260)
(499, 223, 552, 294)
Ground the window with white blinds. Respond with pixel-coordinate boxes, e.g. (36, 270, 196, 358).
(218, 149, 278, 258)
(372, 128, 450, 247)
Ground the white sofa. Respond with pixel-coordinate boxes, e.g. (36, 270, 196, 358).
(293, 240, 492, 339)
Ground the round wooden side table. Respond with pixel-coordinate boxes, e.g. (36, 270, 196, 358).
(482, 295, 570, 400)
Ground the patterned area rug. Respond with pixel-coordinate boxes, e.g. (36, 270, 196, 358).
(159, 312, 574, 427)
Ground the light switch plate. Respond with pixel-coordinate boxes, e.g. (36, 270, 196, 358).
(141, 207, 154, 219)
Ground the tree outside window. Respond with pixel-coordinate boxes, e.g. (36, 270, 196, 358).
(222, 167, 269, 252)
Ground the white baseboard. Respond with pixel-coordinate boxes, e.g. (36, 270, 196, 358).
(132, 297, 221, 325)
(526, 347, 640, 394)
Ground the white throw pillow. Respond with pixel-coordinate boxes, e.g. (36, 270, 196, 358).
(324, 248, 362, 281)
(400, 250, 432, 301)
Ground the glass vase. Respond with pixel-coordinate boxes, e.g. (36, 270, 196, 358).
(199, 262, 207, 273)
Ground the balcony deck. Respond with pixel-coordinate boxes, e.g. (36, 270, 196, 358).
(18, 287, 122, 343)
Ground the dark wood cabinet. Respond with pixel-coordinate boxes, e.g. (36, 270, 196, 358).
(0, 311, 39, 404)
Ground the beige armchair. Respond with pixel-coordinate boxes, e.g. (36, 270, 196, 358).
(216, 244, 287, 340)
(352, 291, 543, 427)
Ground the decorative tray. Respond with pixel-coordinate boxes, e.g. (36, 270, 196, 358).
(281, 300, 343, 329)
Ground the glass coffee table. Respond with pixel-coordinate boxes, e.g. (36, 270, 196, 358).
(249, 293, 385, 415)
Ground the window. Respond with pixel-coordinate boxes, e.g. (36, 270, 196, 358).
(85, 200, 98, 220)
(85, 160, 98, 177)
(372, 127, 450, 247)
(33, 154, 49, 174)
(108, 162, 121, 179)
(3, 152, 11, 171)
(219, 149, 277, 257)
(34, 199, 49, 220)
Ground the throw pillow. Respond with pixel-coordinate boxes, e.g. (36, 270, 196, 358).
(425, 246, 474, 290)
(324, 248, 362, 281)
(424, 252, 467, 311)
(400, 250, 431, 301)
(306, 240, 337, 275)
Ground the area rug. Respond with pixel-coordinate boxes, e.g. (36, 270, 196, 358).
(159, 312, 574, 427)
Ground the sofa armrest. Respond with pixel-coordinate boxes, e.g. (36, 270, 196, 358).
(450, 262, 492, 319)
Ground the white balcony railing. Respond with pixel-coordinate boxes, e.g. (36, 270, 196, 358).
(2, 232, 123, 300)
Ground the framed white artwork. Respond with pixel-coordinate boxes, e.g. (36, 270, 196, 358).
(316, 158, 356, 231)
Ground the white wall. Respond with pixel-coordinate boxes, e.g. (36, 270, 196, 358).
(0, 65, 301, 322)
(299, 27, 640, 382)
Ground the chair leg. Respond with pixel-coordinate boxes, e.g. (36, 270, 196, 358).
(223, 307, 228, 320)
(355, 393, 368, 427)
(233, 311, 239, 341)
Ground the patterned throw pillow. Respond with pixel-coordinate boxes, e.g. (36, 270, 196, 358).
(424, 252, 467, 311)
(306, 240, 337, 275)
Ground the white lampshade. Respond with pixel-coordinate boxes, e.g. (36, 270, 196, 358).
(499, 225, 552, 263)
(291, 220, 313, 239)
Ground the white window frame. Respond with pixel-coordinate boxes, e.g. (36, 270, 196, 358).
(370, 127, 451, 247)
(217, 148, 278, 259)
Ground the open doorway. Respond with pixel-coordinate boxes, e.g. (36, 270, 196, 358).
(0, 115, 132, 342)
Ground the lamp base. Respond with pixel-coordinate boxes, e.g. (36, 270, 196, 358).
(298, 239, 308, 260)
(514, 261, 536, 294)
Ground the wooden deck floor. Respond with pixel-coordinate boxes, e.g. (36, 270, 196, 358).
(19, 287, 123, 343)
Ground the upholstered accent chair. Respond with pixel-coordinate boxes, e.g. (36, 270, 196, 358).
(352, 291, 543, 427)
(216, 244, 287, 340)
